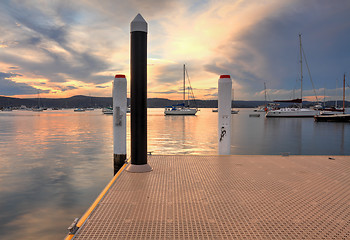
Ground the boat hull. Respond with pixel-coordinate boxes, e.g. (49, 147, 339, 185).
(314, 114, 350, 122)
(266, 108, 319, 117)
(164, 108, 197, 115)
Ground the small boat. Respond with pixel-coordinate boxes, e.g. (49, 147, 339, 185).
(254, 106, 267, 112)
(213, 109, 239, 114)
(315, 74, 348, 122)
(254, 82, 269, 112)
(231, 88, 239, 114)
(33, 91, 44, 112)
(322, 107, 344, 114)
(165, 103, 197, 115)
(266, 107, 318, 117)
(102, 107, 113, 114)
(314, 114, 350, 122)
(102, 106, 129, 114)
(319, 109, 344, 115)
(254, 103, 279, 112)
(74, 108, 85, 112)
(164, 64, 197, 116)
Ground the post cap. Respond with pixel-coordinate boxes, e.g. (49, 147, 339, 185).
(220, 75, 231, 78)
(131, 14, 148, 33)
(115, 74, 126, 78)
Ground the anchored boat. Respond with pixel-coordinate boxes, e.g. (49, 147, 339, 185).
(315, 74, 349, 122)
(266, 34, 319, 118)
(314, 114, 350, 122)
(164, 64, 198, 115)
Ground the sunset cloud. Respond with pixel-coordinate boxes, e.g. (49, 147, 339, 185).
(0, 0, 349, 100)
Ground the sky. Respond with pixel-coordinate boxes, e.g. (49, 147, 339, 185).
(0, 0, 350, 101)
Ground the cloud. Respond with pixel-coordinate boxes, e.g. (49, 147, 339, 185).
(9, 66, 19, 70)
(0, 72, 49, 95)
(149, 90, 178, 95)
(0, 0, 350, 99)
(0, 1, 117, 86)
(57, 85, 78, 92)
(203, 0, 350, 99)
(150, 62, 184, 84)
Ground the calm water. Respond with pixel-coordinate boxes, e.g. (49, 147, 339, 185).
(0, 108, 349, 239)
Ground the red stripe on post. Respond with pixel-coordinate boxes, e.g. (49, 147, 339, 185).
(115, 74, 126, 78)
(220, 75, 231, 78)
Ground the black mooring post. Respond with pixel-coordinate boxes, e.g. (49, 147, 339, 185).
(127, 14, 152, 172)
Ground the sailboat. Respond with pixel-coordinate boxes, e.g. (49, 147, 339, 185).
(266, 34, 319, 118)
(32, 91, 44, 112)
(164, 64, 198, 115)
(253, 82, 278, 112)
(315, 74, 350, 122)
(254, 83, 268, 112)
(231, 89, 239, 114)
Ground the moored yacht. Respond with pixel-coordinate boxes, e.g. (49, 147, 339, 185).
(266, 34, 320, 118)
(164, 64, 197, 116)
(165, 103, 197, 115)
(314, 74, 348, 122)
(266, 107, 318, 117)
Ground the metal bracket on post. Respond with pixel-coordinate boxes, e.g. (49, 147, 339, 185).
(67, 218, 79, 235)
(114, 106, 122, 126)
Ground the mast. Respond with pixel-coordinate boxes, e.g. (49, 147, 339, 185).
(299, 34, 303, 108)
(37, 90, 41, 108)
(183, 64, 186, 104)
(343, 74, 346, 113)
(232, 88, 234, 108)
(323, 87, 326, 107)
(264, 82, 267, 103)
(335, 79, 338, 108)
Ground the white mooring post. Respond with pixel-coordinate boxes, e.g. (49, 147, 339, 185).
(113, 74, 127, 175)
(218, 75, 232, 155)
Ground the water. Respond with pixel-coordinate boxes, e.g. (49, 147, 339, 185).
(0, 108, 349, 239)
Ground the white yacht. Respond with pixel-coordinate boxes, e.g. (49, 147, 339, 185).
(266, 107, 318, 117)
(266, 34, 320, 118)
(164, 64, 197, 116)
(165, 104, 197, 115)
(102, 107, 113, 114)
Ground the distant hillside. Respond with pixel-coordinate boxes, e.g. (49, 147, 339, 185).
(0, 95, 349, 109)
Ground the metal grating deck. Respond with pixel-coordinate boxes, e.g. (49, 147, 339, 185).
(73, 155, 350, 239)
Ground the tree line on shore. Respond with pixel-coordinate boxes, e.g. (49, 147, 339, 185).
(0, 95, 349, 109)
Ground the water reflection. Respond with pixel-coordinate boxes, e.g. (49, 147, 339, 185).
(0, 108, 349, 239)
(148, 109, 217, 155)
(263, 118, 303, 154)
(0, 110, 114, 239)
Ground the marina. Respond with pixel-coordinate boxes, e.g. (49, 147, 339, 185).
(1, 108, 350, 239)
(1, 8, 350, 240)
